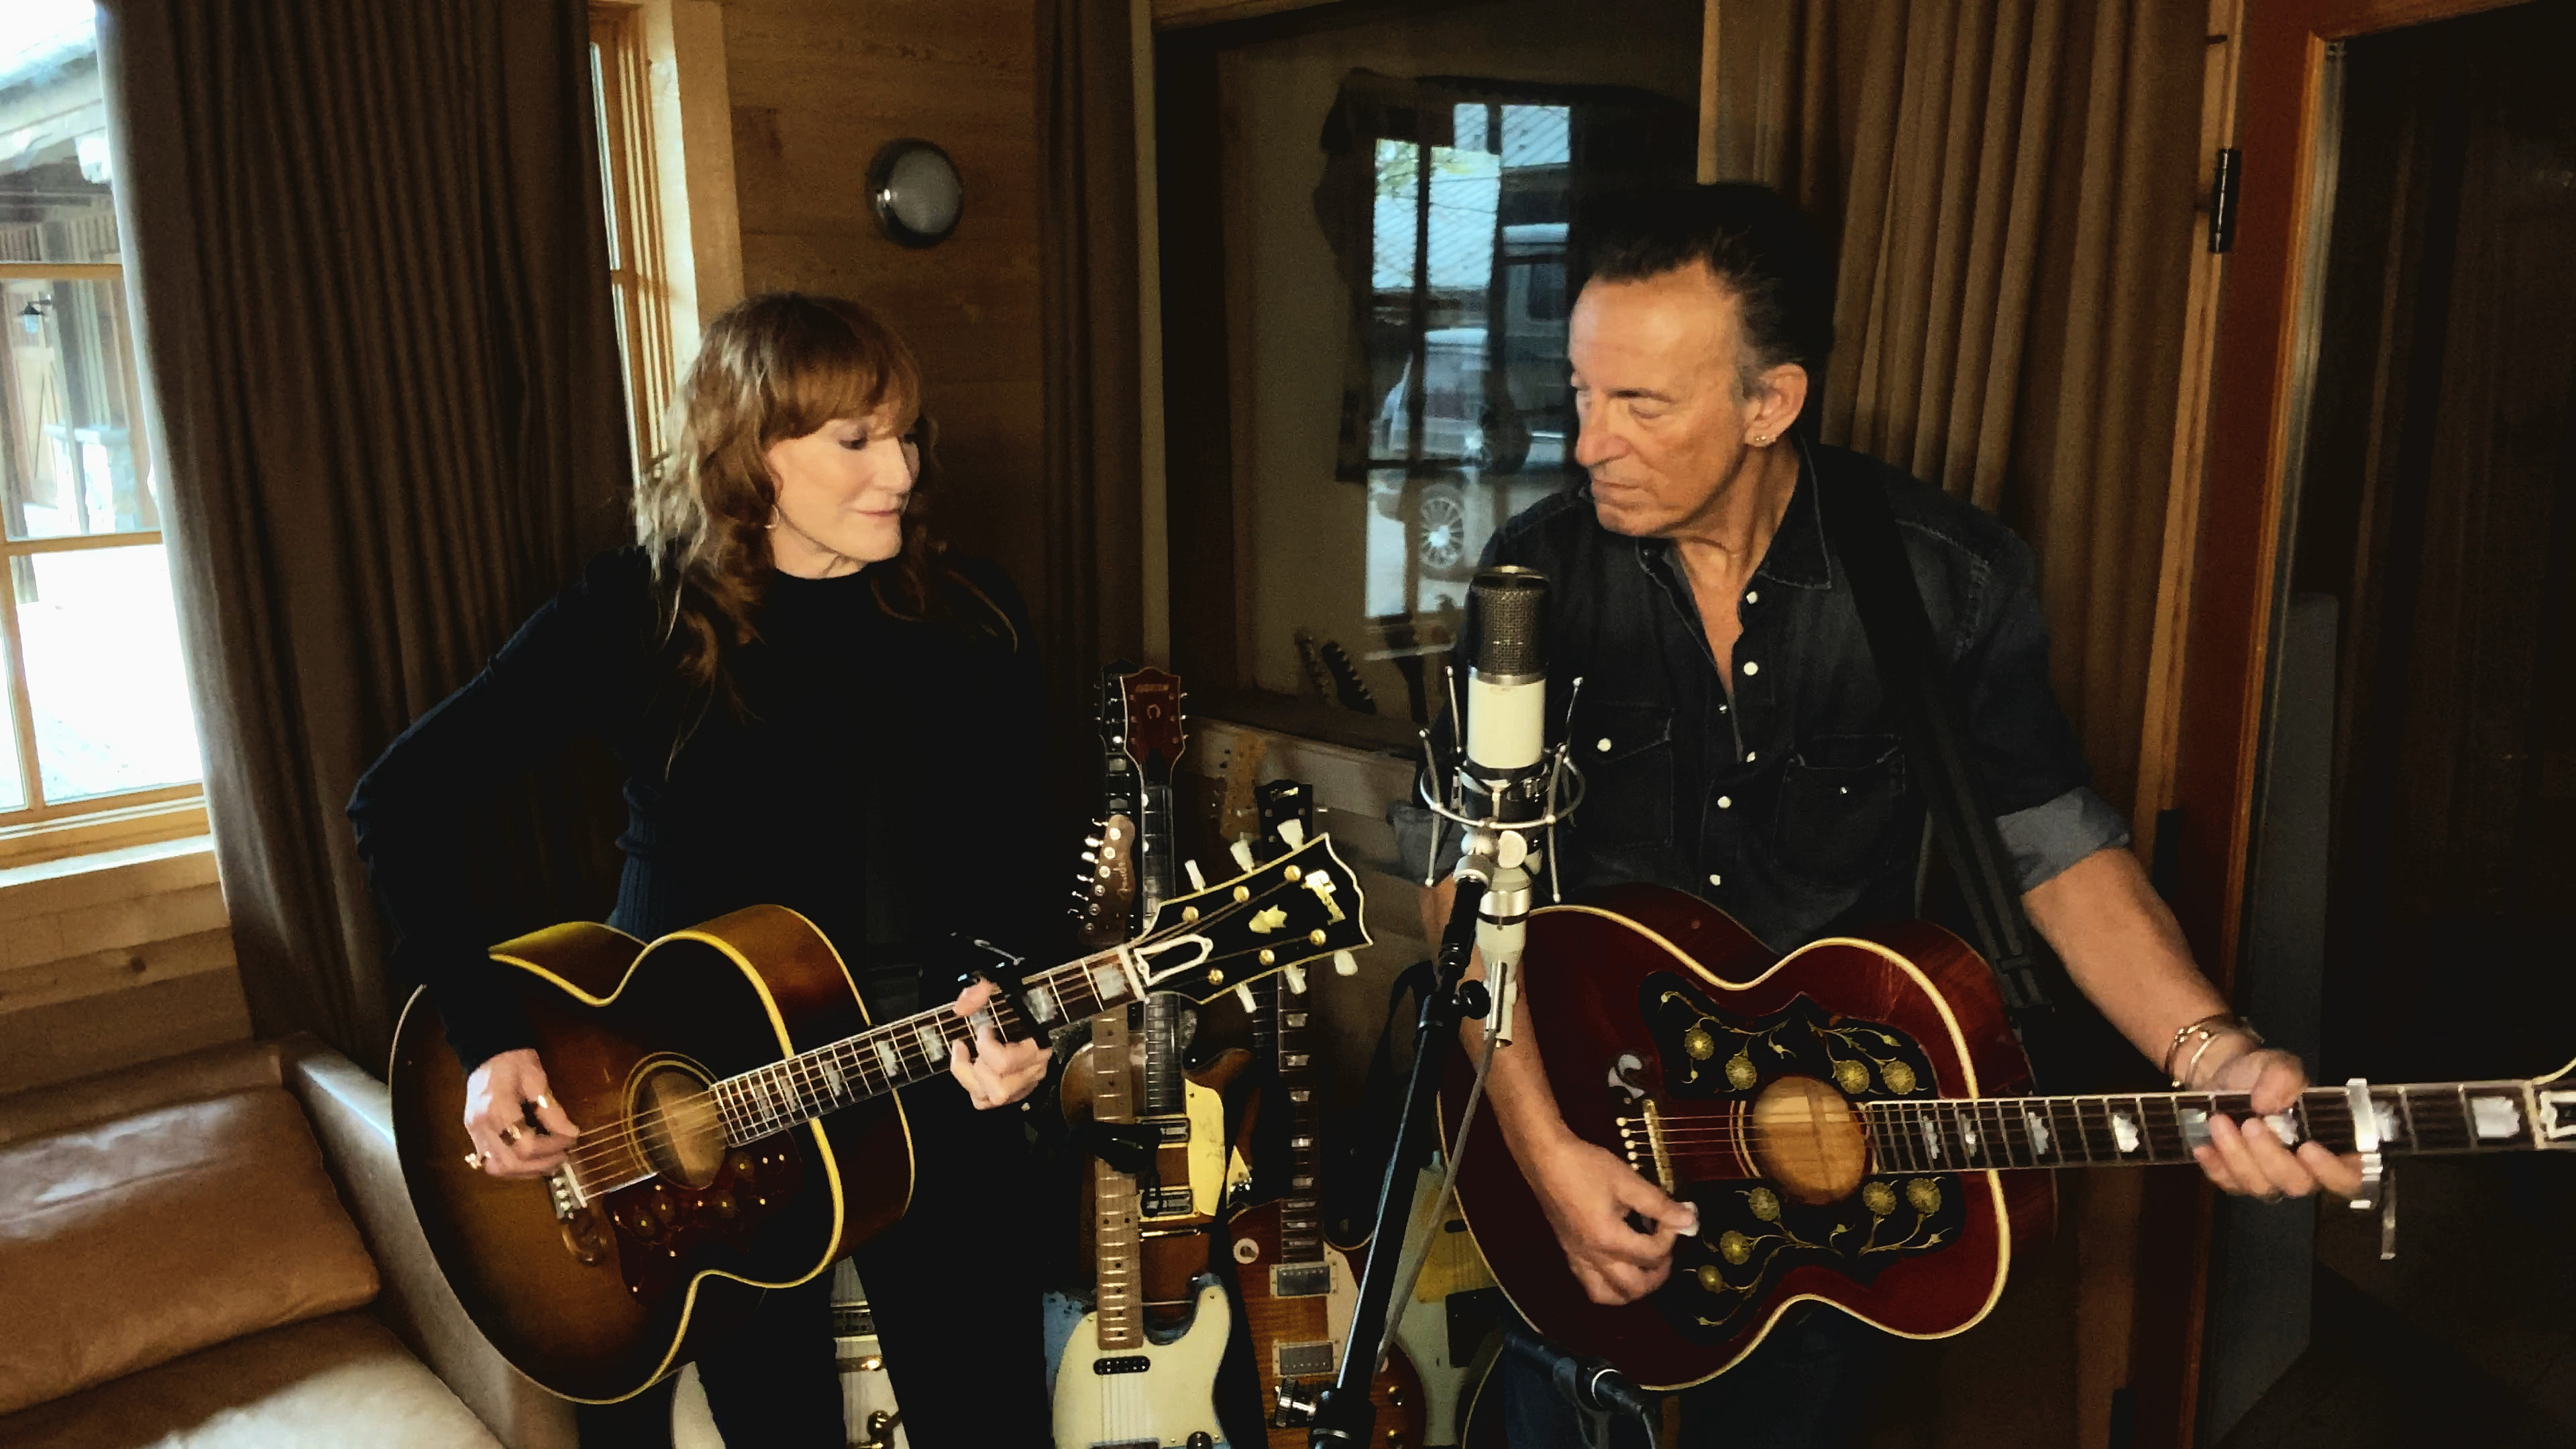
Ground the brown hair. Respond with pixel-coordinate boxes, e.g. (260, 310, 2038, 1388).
(634, 292, 1001, 704)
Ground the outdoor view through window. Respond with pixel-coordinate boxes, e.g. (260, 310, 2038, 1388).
(0, 0, 201, 818)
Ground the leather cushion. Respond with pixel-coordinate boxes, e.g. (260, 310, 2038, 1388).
(0, 1309, 502, 1448)
(0, 1087, 380, 1415)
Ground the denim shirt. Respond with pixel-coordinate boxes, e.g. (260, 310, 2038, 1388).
(1393, 439, 2127, 955)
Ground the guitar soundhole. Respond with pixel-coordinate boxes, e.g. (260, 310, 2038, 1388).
(631, 1065, 729, 1189)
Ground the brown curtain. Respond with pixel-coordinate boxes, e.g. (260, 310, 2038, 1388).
(97, 0, 632, 1065)
(1036, 0, 1146, 806)
(1715, 0, 2204, 819)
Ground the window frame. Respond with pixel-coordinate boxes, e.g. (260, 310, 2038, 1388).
(0, 256, 210, 864)
(590, 3, 677, 477)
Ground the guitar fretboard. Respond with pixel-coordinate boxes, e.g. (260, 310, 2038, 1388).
(702, 945, 1136, 1148)
(1091, 1006, 1144, 1351)
(1275, 976, 1325, 1267)
(1852, 1079, 2566, 1174)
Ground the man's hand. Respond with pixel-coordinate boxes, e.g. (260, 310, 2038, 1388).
(947, 981, 1049, 1110)
(2190, 1045, 2365, 1201)
(1524, 1131, 1701, 1304)
(462, 1048, 580, 1179)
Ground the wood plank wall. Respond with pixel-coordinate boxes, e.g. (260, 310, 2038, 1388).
(0, 842, 249, 1095)
(720, 0, 1049, 599)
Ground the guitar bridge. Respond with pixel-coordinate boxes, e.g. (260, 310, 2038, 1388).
(1614, 1099, 1676, 1194)
(546, 1169, 588, 1218)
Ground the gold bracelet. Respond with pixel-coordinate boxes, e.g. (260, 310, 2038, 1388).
(2182, 1022, 2263, 1089)
(2161, 1013, 2237, 1083)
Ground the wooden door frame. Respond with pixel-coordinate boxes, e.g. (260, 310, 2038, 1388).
(2149, 1, 2528, 1444)
(2167, 0, 2526, 990)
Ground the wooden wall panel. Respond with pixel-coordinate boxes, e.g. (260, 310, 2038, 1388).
(0, 843, 249, 1096)
(721, 0, 1048, 598)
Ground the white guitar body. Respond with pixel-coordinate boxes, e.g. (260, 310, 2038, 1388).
(1051, 1278, 1232, 1449)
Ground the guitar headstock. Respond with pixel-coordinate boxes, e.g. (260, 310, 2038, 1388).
(1128, 833, 1369, 1005)
(1108, 666, 1187, 785)
(1071, 814, 1138, 950)
(1256, 779, 1314, 857)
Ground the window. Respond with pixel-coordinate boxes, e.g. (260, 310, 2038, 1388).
(0, 1, 204, 849)
(1157, 2, 1698, 738)
(590, 3, 675, 478)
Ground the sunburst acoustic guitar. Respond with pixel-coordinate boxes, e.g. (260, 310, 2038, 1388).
(390, 834, 1371, 1403)
(1440, 884, 2576, 1390)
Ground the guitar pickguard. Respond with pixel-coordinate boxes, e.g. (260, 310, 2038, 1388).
(602, 1140, 807, 1299)
(1638, 971, 1964, 1341)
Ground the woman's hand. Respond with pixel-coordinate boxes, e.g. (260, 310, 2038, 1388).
(462, 1048, 581, 1179)
(2188, 1043, 2364, 1201)
(947, 981, 1049, 1110)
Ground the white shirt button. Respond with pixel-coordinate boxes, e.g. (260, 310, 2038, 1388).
(1746, 750, 1758, 762)
(1745, 590, 1760, 604)
(1741, 660, 1760, 676)
(1596, 737, 1613, 752)
(1707, 873, 1723, 887)
(1717, 796, 1733, 810)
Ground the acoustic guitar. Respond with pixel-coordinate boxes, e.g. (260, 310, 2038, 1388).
(1440, 884, 2576, 1389)
(390, 834, 1371, 1403)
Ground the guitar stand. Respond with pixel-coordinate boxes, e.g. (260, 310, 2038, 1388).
(1307, 878, 1492, 1448)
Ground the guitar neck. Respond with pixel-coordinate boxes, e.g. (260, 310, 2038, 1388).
(1091, 1006, 1144, 1350)
(709, 945, 1140, 1148)
(1274, 975, 1325, 1266)
(1142, 989, 1185, 1118)
(1860, 1078, 2576, 1174)
(1137, 781, 1177, 918)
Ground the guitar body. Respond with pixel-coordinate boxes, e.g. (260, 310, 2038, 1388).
(1053, 1278, 1234, 1448)
(389, 907, 912, 1402)
(1440, 885, 2051, 1390)
(1228, 1201, 1428, 1447)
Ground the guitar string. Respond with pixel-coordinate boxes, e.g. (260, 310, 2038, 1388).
(537, 864, 1345, 1187)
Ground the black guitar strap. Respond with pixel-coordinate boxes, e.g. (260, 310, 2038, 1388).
(1810, 449, 2069, 1078)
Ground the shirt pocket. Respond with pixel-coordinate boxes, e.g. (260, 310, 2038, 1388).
(1568, 701, 1674, 851)
(1773, 733, 1909, 883)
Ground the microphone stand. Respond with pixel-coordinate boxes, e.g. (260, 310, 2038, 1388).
(1305, 869, 1490, 1448)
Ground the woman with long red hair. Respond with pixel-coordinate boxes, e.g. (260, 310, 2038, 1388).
(351, 292, 1053, 1446)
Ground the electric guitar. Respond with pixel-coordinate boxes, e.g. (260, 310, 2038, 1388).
(1100, 663, 1187, 928)
(1440, 885, 2576, 1390)
(389, 837, 1371, 1403)
(830, 1263, 904, 1449)
(1226, 780, 1428, 1446)
(1053, 1003, 1234, 1449)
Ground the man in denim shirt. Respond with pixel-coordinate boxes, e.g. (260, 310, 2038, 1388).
(1397, 186, 2359, 1446)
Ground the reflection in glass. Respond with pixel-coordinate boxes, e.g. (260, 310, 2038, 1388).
(0, 3, 119, 266)
(2, 277, 152, 541)
(0, 627, 22, 811)
(14, 546, 201, 802)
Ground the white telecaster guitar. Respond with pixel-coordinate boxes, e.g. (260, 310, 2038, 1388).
(1053, 1001, 1230, 1449)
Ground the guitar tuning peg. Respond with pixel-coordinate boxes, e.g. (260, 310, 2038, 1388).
(1284, 963, 1309, 994)
(1081, 850, 1099, 864)
(1279, 820, 1308, 849)
(1183, 861, 1208, 891)
(1333, 951, 1359, 977)
(1228, 840, 1256, 871)
(1233, 983, 1257, 1013)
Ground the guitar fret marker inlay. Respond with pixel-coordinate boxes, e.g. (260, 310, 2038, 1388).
(916, 1023, 947, 1062)
(875, 1040, 901, 1079)
(2472, 1096, 2522, 1139)
(2111, 1112, 2140, 1154)
(2027, 1111, 2051, 1155)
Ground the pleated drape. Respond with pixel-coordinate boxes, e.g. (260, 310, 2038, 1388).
(1717, 0, 2204, 817)
(1036, 0, 1146, 808)
(97, 0, 631, 1064)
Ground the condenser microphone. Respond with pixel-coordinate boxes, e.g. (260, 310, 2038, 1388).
(1457, 567, 1548, 1046)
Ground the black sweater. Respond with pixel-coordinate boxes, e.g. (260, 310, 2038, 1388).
(347, 548, 1055, 1069)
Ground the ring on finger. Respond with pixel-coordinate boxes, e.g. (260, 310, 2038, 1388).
(498, 1123, 523, 1146)
(2259, 1188, 2287, 1203)
(531, 1094, 549, 1112)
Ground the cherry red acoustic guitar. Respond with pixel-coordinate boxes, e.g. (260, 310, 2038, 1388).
(1440, 884, 2576, 1389)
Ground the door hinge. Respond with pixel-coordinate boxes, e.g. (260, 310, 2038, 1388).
(2208, 148, 2243, 254)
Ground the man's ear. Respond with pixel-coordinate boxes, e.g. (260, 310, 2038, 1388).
(1754, 363, 1810, 442)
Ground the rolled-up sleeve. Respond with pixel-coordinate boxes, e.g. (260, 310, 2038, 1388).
(1996, 786, 2130, 891)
